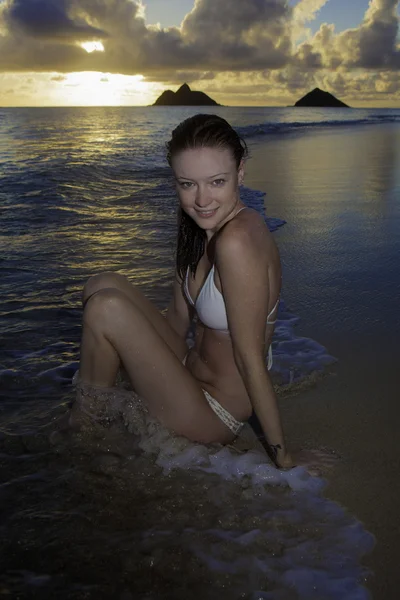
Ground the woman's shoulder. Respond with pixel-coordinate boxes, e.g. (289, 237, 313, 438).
(214, 207, 280, 293)
(216, 207, 273, 254)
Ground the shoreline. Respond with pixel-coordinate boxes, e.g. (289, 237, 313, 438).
(244, 136, 400, 599)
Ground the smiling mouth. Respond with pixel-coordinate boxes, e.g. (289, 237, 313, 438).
(196, 209, 218, 218)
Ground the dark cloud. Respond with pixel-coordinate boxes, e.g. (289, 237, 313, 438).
(74, 0, 146, 40)
(0, 33, 93, 71)
(182, 0, 289, 41)
(179, 0, 292, 69)
(0, 0, 293, 73)
(4, 0, 107, 40)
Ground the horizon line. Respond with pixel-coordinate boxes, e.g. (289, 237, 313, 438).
(1, 103, 397, 109)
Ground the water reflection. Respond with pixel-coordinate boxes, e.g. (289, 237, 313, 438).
(245, 124, 400, 335)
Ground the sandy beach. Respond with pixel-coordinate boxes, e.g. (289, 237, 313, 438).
(245, 127, 400, 599)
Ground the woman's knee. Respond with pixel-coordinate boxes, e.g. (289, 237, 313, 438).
(83, 272, 128, 305)
(83, 288, 130, 329)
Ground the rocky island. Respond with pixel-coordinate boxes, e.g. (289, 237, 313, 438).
(295, 88, 350, 108)
(153, 83, 220, 106)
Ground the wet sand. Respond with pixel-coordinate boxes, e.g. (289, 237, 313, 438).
(244, 127, 400, 599)
(280, 340, 400, 600)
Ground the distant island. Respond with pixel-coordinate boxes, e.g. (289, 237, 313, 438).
(295, 88, 350, 108)
(153, 83, 220, 106)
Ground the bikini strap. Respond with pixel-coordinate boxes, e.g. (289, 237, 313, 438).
(267, 346, 273, 371)
(266, 296, 280, 325)
(235, 206, 247, 215)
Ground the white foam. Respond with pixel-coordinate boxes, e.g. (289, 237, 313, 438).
(269, 299, 337, 383)
(117, 394, 375, 599)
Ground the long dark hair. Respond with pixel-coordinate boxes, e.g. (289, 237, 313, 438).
(166, 114, 248, 281)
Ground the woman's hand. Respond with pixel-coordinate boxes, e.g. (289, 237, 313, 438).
(266, 443, 294, 470)
(266, 442, 340, 475)
(274, 450, 294, 470)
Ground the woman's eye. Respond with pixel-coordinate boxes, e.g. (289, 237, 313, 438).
(213, 179, 225, 186)
(179, 181, 193, 189)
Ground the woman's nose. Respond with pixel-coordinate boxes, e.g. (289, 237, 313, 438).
(195, 185, 211, 207)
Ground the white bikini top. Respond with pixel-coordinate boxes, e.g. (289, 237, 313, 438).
(183, 207, 280, 335)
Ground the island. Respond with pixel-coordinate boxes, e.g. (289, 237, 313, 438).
(295, 88, 350, 108)
(153, 83, 220, 106)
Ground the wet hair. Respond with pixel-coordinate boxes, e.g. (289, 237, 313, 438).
(166, 114, 248, 281)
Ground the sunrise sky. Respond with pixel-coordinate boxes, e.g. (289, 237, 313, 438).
(1, 0, 400, 107)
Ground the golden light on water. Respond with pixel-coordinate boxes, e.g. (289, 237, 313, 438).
(81, 41, 105, 53)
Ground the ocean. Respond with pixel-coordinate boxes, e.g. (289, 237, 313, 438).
(2, 105, 400, 599)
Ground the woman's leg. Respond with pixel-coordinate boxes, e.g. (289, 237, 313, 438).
(78, 287, 233, 444)
(82, 272, 188, 360)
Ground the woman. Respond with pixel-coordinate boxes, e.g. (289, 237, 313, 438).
(71, 114, 293, 470)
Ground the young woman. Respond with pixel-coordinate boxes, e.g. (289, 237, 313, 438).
(71, 114, 293, 470)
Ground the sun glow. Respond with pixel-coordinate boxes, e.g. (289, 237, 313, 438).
(81, 41, 105, 53)
(49, 72, 160, 106)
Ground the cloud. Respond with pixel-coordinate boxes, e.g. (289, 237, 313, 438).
(1, 0, 400, 106)
(2, 0, 400, 76)
(180, 0, 292, 70)
(4, 0, 107, 40)
(291, 0, 329, 41)
(358, 0, 400, 68)
(292, 0, 329, 23)
(294, 0, 400, 70)
(0, 0, 294, 72)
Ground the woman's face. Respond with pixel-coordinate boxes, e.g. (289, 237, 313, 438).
(172, 145, 244, 237)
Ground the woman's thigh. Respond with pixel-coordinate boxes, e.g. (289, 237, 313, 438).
(83, 272, 188, 360)
(84, 289, 234, 444)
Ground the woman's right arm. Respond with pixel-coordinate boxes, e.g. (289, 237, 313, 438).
(164, 272, 194, 340)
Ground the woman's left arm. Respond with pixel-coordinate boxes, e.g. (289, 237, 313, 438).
(216, 220, 292, 469)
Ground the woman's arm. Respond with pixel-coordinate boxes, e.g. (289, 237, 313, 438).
(216, 216, 292, 468)
(164, 271, 194, 340)
(237, 359, 292, 468)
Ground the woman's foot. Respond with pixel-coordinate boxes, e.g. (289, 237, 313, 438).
(49, 382, 122, 445)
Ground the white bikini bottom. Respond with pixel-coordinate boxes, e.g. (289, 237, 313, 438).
(182, 354, 245, 436)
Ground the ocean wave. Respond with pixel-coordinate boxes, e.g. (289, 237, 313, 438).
(236, 114, 400, 139)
